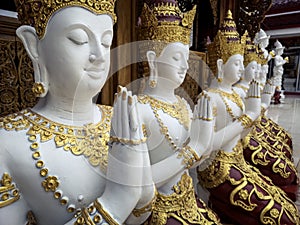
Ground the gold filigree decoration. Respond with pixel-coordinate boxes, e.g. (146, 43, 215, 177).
(208, 88, 244, 120)
(26, 211, 38, 225)
(198, 141, 300, 224)
(138, 3, 196, 45)
(0, 105, 112, 171)
(15, 0, 117, 39)
(244, 31, 260, 66)
(0, 173, 20, 208)
(138, 95, 190, 130)
(207, 10, 246, 76)
(147, 173, 222, 225)
(242, 132, 296, 179)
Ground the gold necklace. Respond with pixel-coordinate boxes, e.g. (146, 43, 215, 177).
(0, 106, 112, 215)
(138, 95, 189, 152)
(138, 95, 190, 130)
(0, 106, 112, 171)
(209, 88, 244, 112)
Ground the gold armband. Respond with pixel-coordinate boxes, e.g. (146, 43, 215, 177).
(110, 136, 147, 145)
(0, 173, 20, 208)
(178, 145, 201, 169)
(132, 188, 158, 217)
(74, 200, 119, 225)
(94, 200, 119, 225)
(238, 114, 253, 129)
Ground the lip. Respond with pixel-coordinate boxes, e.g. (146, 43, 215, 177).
(84, 68, 105, 79)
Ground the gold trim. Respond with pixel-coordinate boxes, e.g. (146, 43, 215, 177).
(0, 173, 20, 208)
(94, 200, 119, 225)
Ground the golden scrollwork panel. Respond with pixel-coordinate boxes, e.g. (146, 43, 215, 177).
(0, 40, 19, 116)
(0, 38, 37, 117)
(17, 41, 37, 110)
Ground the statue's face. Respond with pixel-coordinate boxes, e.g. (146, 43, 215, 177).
(38, 7, 113, 99)
(156, 42, 189, 88)
(276, 48, 284, 56)
(260, 38, 269, 48)
(223, 54, 244, 84)
(245, 61, 257, 82)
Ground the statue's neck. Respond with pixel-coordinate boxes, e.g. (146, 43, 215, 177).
(217, 80, 233, 93)
(32, 94, 101, 126)
(144, 78, 178, 102)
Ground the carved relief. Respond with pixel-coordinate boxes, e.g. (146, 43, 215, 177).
(0, 39, 37, 117)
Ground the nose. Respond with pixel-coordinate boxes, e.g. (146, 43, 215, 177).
(239, 61, 245, 72)
(180, 57, 189, 70)
(89, 41, 106, 64)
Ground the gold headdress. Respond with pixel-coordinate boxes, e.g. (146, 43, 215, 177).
(244, 31, 260, 67)
(14, 0, 117, 39)
(138, 1, 196, 45)
(257, 49, 268, 65)
(207, 10, 246, 75)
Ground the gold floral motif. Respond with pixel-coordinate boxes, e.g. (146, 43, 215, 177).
(15, 0, 117, 39)
(198, 142, 300, 224)
(42, 176, 59, 192)
(147, 173, 222, 225)
(0, 173, 20, 208)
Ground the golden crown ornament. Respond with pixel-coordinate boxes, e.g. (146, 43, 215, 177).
(138, 0, 196, 45)
(14, 0, 117, 39)
(207, 10, 246, 75)
(244, 31, 260, 67)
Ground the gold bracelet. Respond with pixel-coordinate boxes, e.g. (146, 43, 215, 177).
(132, 188, 158, 217)
(238, 114, 253, 129)
(94, 200, 119, 225)
(177, 145, 201, 169)
(110, 136, 147, 145)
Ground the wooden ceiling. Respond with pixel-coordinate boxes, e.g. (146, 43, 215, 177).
(262, 0, 300, 30)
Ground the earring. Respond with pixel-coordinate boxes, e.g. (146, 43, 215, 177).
(148, 68, 157, 88)
(217, 71, 223, 83)
(32, 82, 46, 97)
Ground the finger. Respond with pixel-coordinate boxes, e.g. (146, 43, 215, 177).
(193, 100, 198, 120)
(207, 97, 213, 120)
(200, 94, 205, 119)
(121, 88, 130, 139)
(117, 86, 123, 137)
(203, 95, 208, 120)
(130, 95, 140, 140)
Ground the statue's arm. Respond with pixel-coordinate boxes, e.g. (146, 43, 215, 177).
(0, 153, 31, 225)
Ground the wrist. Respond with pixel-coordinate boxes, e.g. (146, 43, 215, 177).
(238, 114, 254, 129)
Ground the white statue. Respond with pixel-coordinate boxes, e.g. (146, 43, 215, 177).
(0, 1, 154, 224)
(197, 11, 299, 225)
(254, 29, 273, 62)
(133, 2, 221, 224)
(272, 40, 288, 90)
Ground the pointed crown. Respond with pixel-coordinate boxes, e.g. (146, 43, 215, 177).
(207, 10, 246, 75)
(244, 31, 260, 67)
(254, 29, 270, 45)
(274, 40, 285, 50)
(138, 0, 196, 45)
(14, 0, 117, 39)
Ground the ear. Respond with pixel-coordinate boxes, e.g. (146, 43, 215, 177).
(16, 25, 39, 61)
(216, 59, 223, 75)
(146, 51, 157, 70)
